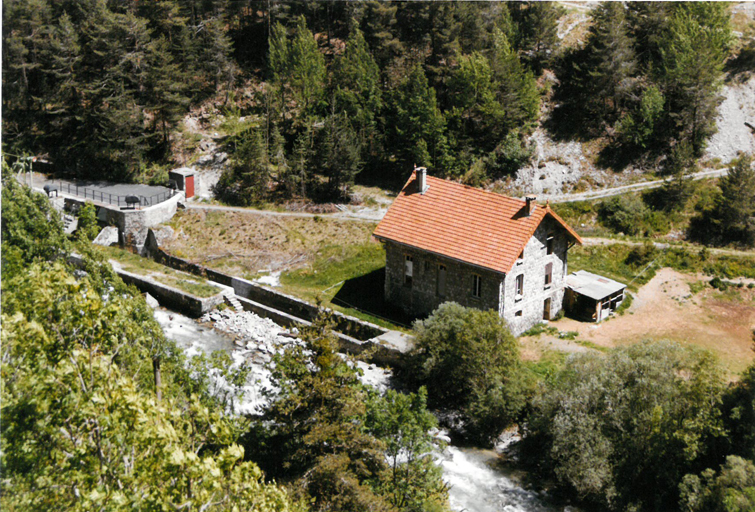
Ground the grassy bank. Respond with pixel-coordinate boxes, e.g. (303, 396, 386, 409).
(570, 243, 755, 292)
(100, 247, 222, 298)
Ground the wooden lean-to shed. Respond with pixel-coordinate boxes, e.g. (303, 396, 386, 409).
(564, 270, 627, 322)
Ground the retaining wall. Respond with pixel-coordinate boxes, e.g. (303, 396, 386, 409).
(117, 268, 228, 317)
(146, 232, 387, 342)
(65, 192, 182, 239)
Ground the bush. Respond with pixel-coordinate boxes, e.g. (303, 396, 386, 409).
(524, 341, 726, 511)
(410, 302, 530, 444)
(625, 242, 659, 268)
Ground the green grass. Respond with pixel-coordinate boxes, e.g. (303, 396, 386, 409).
(278, 242, 413, 331)
(574, 340, 611, 352)
(569, 244, 755, 291)
(524, 350, 567, 383)
(280, 243, 386, 299)
(100, 247, 222, 298)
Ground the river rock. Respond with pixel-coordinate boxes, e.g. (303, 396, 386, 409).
(144, 293, 160, 309)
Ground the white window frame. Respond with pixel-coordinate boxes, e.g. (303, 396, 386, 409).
(544, 262, 553, 289)
(515, 274, 524, 301)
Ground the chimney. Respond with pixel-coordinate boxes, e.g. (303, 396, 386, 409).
(525, 195, 537, 216)
(416, 166, 428, 194)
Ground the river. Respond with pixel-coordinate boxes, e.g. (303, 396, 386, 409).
(154, 308, 564, 512)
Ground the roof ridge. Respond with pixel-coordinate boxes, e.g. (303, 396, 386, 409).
(425, 175, 528, 203)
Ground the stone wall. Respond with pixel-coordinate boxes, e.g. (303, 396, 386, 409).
(146, 233, 387, 342)
(67, 253, 227, 317)
(502, 216, 569, 335)
(66, 192, 182, 242)
(384, 241, 503, 317)
(116, 268, 228, 317)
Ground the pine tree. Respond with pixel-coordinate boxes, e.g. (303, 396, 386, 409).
(386, 65, 448, 175)
(510, 1, 562, 70)
(268, 16, 326, 125)
(659, 2, 732, 155)
(585, 2, 637, 121)
(315, 112, 362, 200)
(360, 1, 403, 67)
(488, 28, 540, 131)
(331, 28, 382, 164)
(714, 154, 755, 246)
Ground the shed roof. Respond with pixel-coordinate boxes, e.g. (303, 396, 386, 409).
(372, 170, 582, 274)
(169, 167, 195, 177)
(566, 270, 626, 301)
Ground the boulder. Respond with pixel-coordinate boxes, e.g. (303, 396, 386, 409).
(144, 293, 160, 308)
(93, 226, 119, 247)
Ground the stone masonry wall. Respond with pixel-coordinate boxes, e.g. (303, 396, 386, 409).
(383, 213, 572, 335)
(66, 192, 182, 237)
(502, 216, 569, 335)
(384, 241, 503, 317)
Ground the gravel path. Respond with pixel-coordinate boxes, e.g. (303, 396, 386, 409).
(187, 167, 730, 221)
(186, 202, 385, 222)
(546, 168, 729, 203)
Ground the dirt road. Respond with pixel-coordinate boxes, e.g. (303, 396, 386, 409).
(546, 168, 729, 204)
(582, 237, 755, 259)
(186, 202, 386, 223)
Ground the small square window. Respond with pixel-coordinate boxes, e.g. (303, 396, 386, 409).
(472, 274, 482, 298)
(404, 255, 413, 286)
(515, 310, 523, 317)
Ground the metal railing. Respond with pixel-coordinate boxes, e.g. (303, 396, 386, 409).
(55, 180, 176, 208)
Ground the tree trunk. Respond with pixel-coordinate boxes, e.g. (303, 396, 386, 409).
(153, 357, 162, 401)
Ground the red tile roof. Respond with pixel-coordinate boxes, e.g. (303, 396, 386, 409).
(373, 171, 582, 274)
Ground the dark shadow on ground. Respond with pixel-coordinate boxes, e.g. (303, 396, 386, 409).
(331, 267, 417, 329)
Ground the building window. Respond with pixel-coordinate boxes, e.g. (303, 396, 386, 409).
(437, 265, 447, 297)
(472, 274, 482, 298)
(424, 260, 430, 272)
(517, 250, 524, 265)
(404, 255, 413, 286)
(546, 234, 554, 255)
(516, 274, 524, 300)
(544, 263, 553, 288)
(515, 310, 523, 317)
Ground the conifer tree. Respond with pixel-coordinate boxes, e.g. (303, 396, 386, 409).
(585, 2, 637, 121)
(659, 2, 732, 155)
(386, 65, 448, 175)
(331, 28, 382, 161)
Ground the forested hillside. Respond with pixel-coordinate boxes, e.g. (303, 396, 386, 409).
(3, 1, 748, 203)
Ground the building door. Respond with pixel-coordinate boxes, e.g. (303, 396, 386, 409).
(543, 298, 551, 320)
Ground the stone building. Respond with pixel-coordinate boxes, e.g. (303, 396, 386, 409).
(373, 168, 582, 335)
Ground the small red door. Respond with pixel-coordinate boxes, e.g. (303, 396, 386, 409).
(185, 175, 194, 198)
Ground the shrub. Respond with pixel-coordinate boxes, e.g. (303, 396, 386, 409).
(524, 341, 726, 511)
(410, 302, 529, 444)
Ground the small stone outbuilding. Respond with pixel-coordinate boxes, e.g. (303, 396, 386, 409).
(373, 168, 583, 335)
